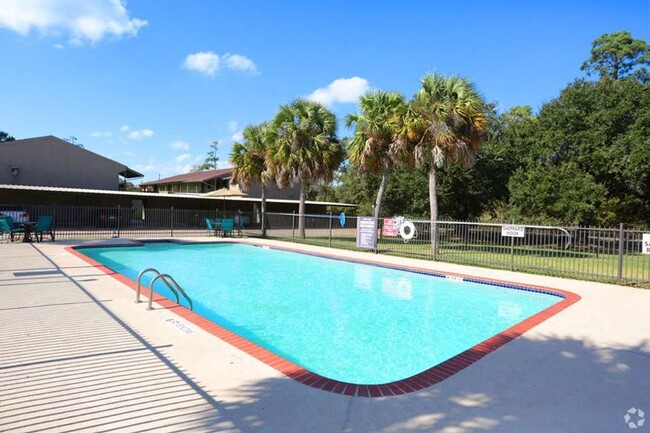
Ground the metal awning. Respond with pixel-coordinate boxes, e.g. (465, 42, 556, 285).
(119, 167, 144, 179)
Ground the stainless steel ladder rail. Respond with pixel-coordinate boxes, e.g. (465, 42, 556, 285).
(147, 274, 193, 311)
(135, 268, 193, 311)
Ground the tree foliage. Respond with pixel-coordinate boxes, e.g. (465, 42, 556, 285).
(225, 32, 650, 229)
(230, 124, 272, 236)
(0, 130, 15, 142)
(410, 73, 488, 250)
(581, 31, 650, 81)
(269, 99, 345, 238)
(527, 78, 650, 224)
(345, 91, 410, 220)
(508, 163, 606, 225)
(194, 140, 220, 171)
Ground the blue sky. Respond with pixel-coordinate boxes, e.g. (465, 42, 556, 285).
(1, 1, 649, 184)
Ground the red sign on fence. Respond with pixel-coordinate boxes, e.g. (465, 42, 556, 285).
(382, 218, 399, 237)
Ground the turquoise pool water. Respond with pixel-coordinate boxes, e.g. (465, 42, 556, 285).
(77, 242, 561, 384)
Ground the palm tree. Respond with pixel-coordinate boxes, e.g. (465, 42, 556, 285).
(269, 99, 345, 239)
(229, 123, 272, 237)
(411, 73, 487, 253)
(345, 91, 410, 222)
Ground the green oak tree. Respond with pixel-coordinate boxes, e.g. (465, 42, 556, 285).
(508, 163, 606, 225)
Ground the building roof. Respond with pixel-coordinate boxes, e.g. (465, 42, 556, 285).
(1, 135, 144, 179)
(141, 168, 233, 186)
(0, 184, 357, 207)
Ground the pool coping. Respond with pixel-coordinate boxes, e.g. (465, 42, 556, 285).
(65, 240, 581, 398)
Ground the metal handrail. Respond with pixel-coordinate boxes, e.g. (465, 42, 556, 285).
(147, 273, 193, 311)
(136, 267, 193, 311)
(136, 268, 163, 303)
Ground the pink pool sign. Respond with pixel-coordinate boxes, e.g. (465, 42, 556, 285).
(382, 218, 399, 237)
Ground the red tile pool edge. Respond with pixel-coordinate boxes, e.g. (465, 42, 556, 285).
(65, 242, 581, 398)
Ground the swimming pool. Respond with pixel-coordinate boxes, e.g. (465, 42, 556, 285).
(74, 241, 578, 392)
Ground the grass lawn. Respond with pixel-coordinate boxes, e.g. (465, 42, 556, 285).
(269, 234, 650, 287)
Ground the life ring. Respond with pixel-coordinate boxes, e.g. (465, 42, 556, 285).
(399, 221, 416, 240)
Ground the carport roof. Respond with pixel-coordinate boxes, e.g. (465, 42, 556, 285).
(0, 184, 357, 207)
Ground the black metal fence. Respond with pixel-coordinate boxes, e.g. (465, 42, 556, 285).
(4, 204, 650, 287)
(1, 204, 260, 239)
(264, 212, 650, 287)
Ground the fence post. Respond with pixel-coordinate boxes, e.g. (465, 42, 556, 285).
(509, 219, 515, 272)
(117, 204, 121, 238)
(510, 234, 515, 272)
(291, 211, 295, 242)
(617, 222, 624, 284)
(170, 207, 174, 237)
(329, 212, 333, 248)
(432, 221, 438, 261)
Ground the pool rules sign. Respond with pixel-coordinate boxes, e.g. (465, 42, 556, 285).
(356, 217, 377, 250)
(643, 234, 650, 254)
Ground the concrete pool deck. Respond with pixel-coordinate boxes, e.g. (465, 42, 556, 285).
(1, 238, 649, 432)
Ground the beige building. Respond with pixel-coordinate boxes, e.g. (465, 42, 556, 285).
(0, 135, 142, 190)
(140, 168, 301, 200)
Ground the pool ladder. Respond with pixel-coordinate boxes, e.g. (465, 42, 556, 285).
(135, 268, 193, 311)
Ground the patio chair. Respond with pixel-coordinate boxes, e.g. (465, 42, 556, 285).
(205, 218, 219, 236)
(0, 217, 24, 242)
(33, 216, 55, 242)
(220, 218, 234, 237)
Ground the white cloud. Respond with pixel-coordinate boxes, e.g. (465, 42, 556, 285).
(53, 43, 64, 49)
(183, 51, 220, 76)
(0, 0, 147, 45)
(222, 53, 259, 75)
(231, 131, 244, 141)
(119, 125, 129, 132)
(183, 51, 259, 77)
(90, 131, 112, 138)
(176, 153, 191, 162)
(170, 140, 190, 150)
(227, 121, 238, 132)
(127, 128, 154, 140)
(307, 77, 370, 107)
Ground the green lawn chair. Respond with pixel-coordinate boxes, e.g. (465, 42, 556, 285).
(34, 216, 55, 242)
(205, 218, 219, 236)
(220, 218, 234, 237)
(0, 217, 24, 242)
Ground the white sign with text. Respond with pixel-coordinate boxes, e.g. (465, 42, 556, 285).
(501, 225, 525, 238)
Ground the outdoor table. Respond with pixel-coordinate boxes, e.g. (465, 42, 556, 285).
(20, 222, 37, 243)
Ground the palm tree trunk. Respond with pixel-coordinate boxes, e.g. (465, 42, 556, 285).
(299, 181, 306, 239)
(429, 162, 439, 256)
(261, 185, 267, 238)
(373, 163, 390, 222)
